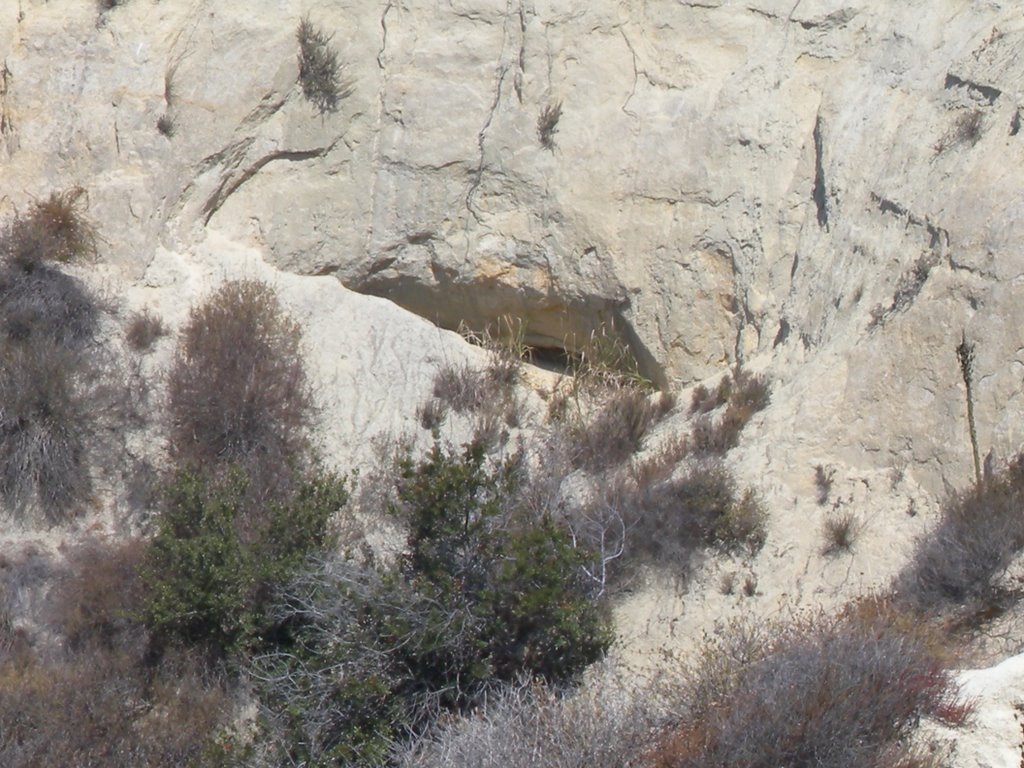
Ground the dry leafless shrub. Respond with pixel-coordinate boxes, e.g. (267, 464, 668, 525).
(648, 601, 968, 768)
(0, 342, 126, 523)
(0, 644, 229, 767)
(125, 308, 167, 352)
(297, 16, 345, 114)
(166, 279, 313, 499)
(398, 665, 672, 768)
(0, 261, 101, 350)
(595, 459, 766, 585)
(1, 189, 97, 270)
(690, 375, 732, 415)
(430, 331, 522, 430)
(690, 368, 769, 455)
(570, 386, 660, 471)
(52, 536, 148, 653)
(895, 452, 1024, 617)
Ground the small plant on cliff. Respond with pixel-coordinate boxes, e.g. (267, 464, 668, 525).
(538, 101, 563, 150)
(297, 16, 345, 114)
(3, 189, 97, 270)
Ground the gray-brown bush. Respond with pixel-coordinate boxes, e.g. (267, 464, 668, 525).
(648, 601, 968, 768)
(0, 342, 122, 523)
(398, 667, 671, 768)
(690, 368, 770, 455)
(125, 308, 167, 352)
(595, 459, 767, 584)
(570, 386, 660, 471)
(166, 279, 313, 498)
(2, 189, 96, 270)
(895, 452, 1024, 616)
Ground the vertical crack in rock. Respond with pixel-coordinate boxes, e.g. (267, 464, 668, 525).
(812, 113, 829, 230)
(465, 0, 518, 226)
(619, 27, 640, 117)
(0, 62, 17, 157)
(376, 0, 392, 70)
(365, 1, 394, 259)
(514, 1, 526, 103)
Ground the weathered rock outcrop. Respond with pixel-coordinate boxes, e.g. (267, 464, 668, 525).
(6, 0, 1024, 760)
(4, 0, 1024, 495)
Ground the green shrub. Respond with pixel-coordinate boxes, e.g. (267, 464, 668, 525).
(297, 16, 344, 114)
(245, 440, 612, 766)
(142, 466, 347, 658)
(166, 279, 313, 499)
(649, 601, 967, 768)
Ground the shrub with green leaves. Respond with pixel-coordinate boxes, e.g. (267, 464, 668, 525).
(245, 440, 612, 766)
(297, 16, 345, 114)
(142, 467, 347, 658)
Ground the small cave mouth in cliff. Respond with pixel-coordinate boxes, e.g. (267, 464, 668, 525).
(524, 344, 577, 374)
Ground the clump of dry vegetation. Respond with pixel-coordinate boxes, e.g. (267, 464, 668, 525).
(125, 307, 168, 352)
(0, 190, 126, 523)
(647, 601, 968, 768)
(895, 452, 1024, 619)
(690, 367, 770, 455)
(166, 279, 314, 498)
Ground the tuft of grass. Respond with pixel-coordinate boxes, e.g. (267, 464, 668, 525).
(156, 113, 175, 137)
(935, 109, 984, 154)
(537, 101, 563, 150)
(124, 308, 167, 353)
(297, 16, 345, 114)
(822, 509, 862, 555)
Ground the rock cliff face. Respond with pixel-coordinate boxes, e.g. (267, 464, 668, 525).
(4, 0, 1024, 760)
(5, 0, 1024, 496)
